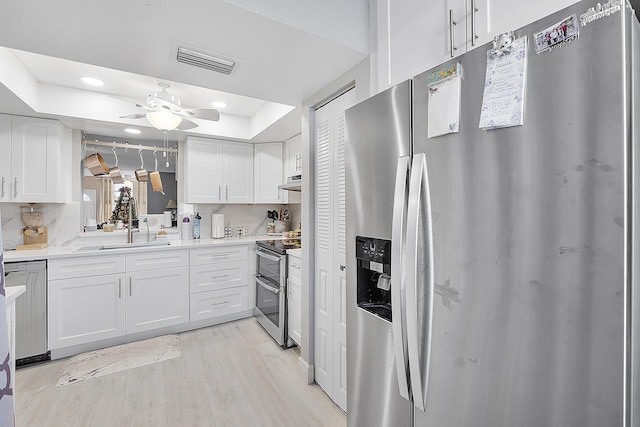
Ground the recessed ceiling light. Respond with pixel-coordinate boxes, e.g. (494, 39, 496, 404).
(81, 76, 104, 87)
(124, 128, 141, 134)
(211, 101, 227, 109)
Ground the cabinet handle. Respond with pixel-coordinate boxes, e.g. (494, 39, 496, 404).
(129, 277, 132, 296)
(119, 279, 122, 299)
(212, 300, 230, 306)
(212, 274, 230, 280)
(226, 185, 229, 201)
(13, 177, 18, 198)
(471, 0, 479, 46)
(218, 185, 222, 201)
(1, 177, 4, 198)
(449, 9, 458, 58)
(340, 264, 346, 271)
(292, 264, 301, 270)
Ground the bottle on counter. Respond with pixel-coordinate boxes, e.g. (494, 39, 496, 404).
(181, 216, 191, 240)
(193, 212, 201, 239)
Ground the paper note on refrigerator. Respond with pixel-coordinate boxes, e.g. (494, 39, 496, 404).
(427, 73, 462, 138)
(479, 36, 528, 130)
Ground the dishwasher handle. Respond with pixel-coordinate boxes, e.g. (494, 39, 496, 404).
(4, 260, 47, 274)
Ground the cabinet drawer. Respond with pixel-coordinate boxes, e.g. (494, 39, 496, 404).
(49, 254, 125, 280)
(190, 261, 247, 293)
(288, 255, 302, 278)
(190, 287, 248, 321)
(190, 245, 248, 265)
(126, 250, 188, 272)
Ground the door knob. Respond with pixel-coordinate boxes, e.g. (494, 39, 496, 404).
(339, 265, 346, 271)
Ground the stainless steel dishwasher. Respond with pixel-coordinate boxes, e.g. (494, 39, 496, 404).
(4, 260, 49, 366)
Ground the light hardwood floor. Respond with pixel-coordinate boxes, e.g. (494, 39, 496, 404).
(14, 318, 346, 427)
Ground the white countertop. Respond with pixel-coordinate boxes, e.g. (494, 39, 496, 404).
(3, 235, 286, 262)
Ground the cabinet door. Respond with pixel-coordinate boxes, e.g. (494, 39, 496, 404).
(223, 142, 254, 203)
(11, 116, 61, 202)
(254, 142, 284, 204)
(49, 274, 126, 349)
(184, 137, 224, 203)
(190, 261, 247, 293)
(190, 287, 248, 322)
(288, 274, 302, 345)
(0, 114, 12, 202)
(285, 133, 302, 177)
(125, 267, 189, 334)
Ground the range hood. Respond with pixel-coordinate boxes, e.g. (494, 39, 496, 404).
(278, 174, 302, 192)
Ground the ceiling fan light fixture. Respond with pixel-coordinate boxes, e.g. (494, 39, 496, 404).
(146, 111, 182, 131)
(211, 101, 227, 109)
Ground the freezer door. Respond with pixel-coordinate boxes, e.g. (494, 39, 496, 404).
(412, 3, 630, 426)
(345, 81, 412, 426)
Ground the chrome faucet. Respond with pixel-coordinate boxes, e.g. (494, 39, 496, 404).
(128, 197, 138, 243)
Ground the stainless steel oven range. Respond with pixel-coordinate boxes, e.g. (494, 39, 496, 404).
(254, 240, 298, 347)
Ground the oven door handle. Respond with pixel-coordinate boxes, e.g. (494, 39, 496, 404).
(256, 248, 283, 263)
(255, 275, 281, 294)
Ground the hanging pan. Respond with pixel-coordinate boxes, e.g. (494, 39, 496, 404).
(83, 152, 109, 176)
(135, 149, 148, 181)
(108, 147, 124, 183)
(150, 150, 164, 194)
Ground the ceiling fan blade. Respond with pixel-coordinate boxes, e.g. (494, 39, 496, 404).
(120, 113, 147, 119)
(107, 95, 148, 109)
(181, 108, 220, 121)
(176, 118, 199, 130)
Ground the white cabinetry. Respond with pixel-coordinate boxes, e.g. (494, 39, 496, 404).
(253, 142, 285, 204)
(446, 0, 489, 59)
(287, 252, 302, 346)
(0, 114, 71, 203)
(488, 0, 580, 37)
(49, 255, 126, 349)
(189, 245, 249, 321)
(285, 133, 302, 177)
(49, 250, 189, 350)
(184, 136, 253, 204)
(125, 250, 190, 333)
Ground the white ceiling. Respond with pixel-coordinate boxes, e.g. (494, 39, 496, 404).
(0, 0, 369, 143)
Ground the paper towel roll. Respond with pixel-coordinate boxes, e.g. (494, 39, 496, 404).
(163, 211, 172, 228)
(212, 214, 225, 238)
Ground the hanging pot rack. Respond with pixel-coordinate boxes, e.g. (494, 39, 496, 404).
(83, 139, 178, 154)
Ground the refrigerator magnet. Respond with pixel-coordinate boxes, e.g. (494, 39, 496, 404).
(427, 63, 462, 139)
(533, 14, 580, 54)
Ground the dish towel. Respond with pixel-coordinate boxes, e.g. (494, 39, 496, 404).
(0, 210, 15, 425)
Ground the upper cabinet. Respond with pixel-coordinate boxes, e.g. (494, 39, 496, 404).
(285, 133, 302, 177)
(0, 114, 72, 203)
(183, 136, 254, 204)
(446, 0, 490, 58)
(380, 0, 579, 90)
(254, 142, 284, 204)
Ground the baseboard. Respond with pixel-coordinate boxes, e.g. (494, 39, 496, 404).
(298, 356, 314, 384)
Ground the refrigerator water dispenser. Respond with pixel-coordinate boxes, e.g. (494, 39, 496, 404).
(355, 236, 392, 322)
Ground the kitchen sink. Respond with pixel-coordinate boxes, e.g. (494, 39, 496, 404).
(75, 240, 171, 252)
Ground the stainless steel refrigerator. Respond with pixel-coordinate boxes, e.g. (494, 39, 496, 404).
(345, 1, 640, 426)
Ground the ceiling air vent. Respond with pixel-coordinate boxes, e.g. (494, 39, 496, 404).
(176, 47, 236, 75)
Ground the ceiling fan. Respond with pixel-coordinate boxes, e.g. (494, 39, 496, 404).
(117, 82, 220, 131)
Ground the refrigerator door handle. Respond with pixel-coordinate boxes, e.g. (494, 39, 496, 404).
(391, 156, 411, 401)
(406, 153, 434, 412)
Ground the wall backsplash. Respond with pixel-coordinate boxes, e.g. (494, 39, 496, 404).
(1, 201, 301, 250)
(1, 203, 81, 250)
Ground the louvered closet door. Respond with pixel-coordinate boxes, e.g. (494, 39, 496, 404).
(314, 88, 355, 412)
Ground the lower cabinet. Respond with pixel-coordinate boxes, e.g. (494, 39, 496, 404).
(125, 267, 189, 334)
(189, 245, 249, 321)
(48, 250, 189, 350)
(287, 253, 302, 345)
(49, 273, 126, 349)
